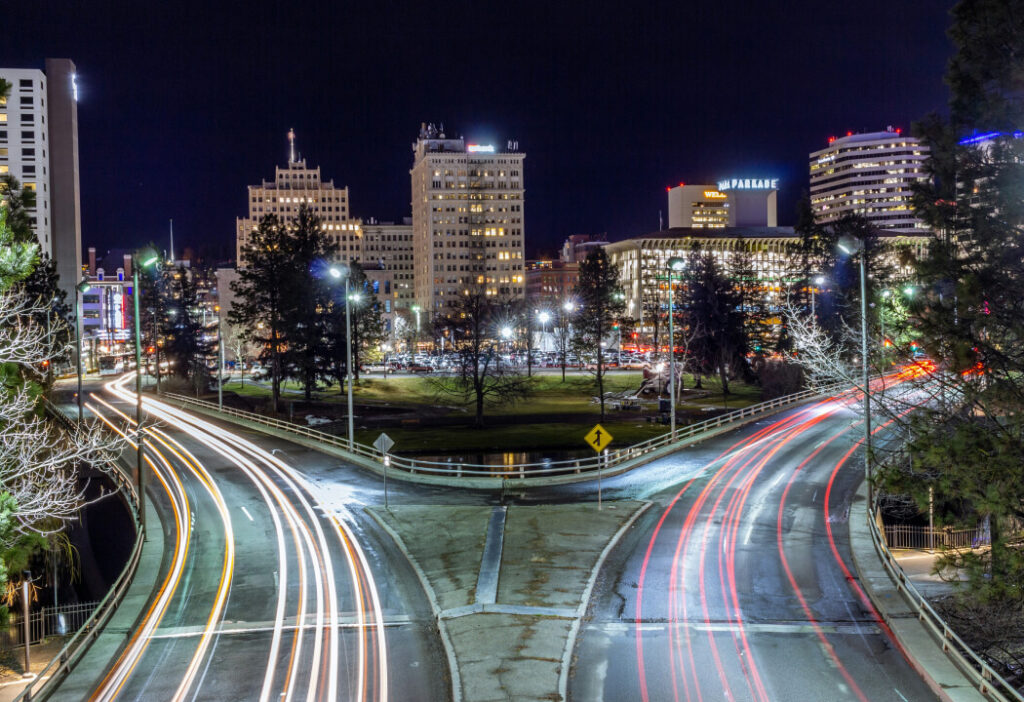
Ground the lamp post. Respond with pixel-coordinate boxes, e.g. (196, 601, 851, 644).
(329, 266, 356, 449)
(538, 310, 550, 353)
(838, 237, 871, 501)
(132, 251, 159, 537)
(666, 257, 686, 439)
(214, 305, 224, 411)
(880, 289, 891, 345)
(561, 301, 574, 382)
(74, 279, 90, 424)
(612, 292, 625, 367)
(811, 275, 825, 321)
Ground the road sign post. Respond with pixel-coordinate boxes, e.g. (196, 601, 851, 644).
(584, 424, 613, 510)
(373, 433, 395, 509)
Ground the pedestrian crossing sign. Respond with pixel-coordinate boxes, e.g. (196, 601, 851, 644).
(584, 424, 613, 453)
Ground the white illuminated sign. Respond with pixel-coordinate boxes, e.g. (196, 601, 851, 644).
(467, 144, 495, 153)
(717, 178, 779, 191)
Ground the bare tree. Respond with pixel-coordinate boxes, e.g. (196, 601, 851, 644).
(429, 290, 532, 428)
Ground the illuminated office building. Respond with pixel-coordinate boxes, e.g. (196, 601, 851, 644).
(236, 131, 361, 267)
(667, 180, 778, 229)
(809, 127, 930, 233)
(410, 122, 525, 319)
(0, 59, 83, 304)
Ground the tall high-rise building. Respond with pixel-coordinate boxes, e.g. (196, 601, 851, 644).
(0, 59, 82, 302)
(809, 127, 930, 233)
(236, 131, 361, 267)
(410, 123, 525, 319)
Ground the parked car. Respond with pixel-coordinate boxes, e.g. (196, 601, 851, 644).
(407, 363, 433, 373)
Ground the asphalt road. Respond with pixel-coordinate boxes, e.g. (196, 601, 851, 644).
(566, 391, 938, 702)
(57, 375, 449, 702)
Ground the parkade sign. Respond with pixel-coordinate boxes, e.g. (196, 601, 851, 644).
(717, 178, 779, 191)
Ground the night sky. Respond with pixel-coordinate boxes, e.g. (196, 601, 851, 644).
(5, 0, 955, 261)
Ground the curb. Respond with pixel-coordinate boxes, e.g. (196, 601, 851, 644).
(557, 500, 654, 701)
(364, 507, 462, 702)
(847, 482, 989, 702)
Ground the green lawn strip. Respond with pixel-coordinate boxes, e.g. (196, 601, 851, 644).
(356, 419, 669, 454)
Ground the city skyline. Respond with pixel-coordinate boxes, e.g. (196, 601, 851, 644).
(5, 1, 954, 260)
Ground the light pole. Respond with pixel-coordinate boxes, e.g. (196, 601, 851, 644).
(500, 325, 513, 368)
(132, 250, 159, 537)
(880, 289, 891, 345)
(561, 300, 574, 382)
(838, 237, 872, 501)
(666, 257, 686, 439)
(215, 304, 224, 411)
(329, 266, 356, 449)
(538, 311, 550, 353)
(613, 292, 625, 367)
(811, 275, 825, 321)
(74, 279, 90, 424)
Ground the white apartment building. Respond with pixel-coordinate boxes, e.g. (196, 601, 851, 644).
(236, 132, 361, 267)
(0, 59, 82, 305)
(410, 123, 525, 319)
(809, 128, 930, 234)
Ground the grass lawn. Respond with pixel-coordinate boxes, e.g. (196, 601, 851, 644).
(218, 371, 765, 454)
(224, 371, 763, 416)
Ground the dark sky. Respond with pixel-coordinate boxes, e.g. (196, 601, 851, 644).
(4, 0, 954, 261)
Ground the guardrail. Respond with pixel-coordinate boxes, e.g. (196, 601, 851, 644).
(14, 402, 146, 701)
(869, 498, 1022, 699)
(162, 381, 851, 479)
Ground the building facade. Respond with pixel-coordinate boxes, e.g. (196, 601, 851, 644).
(605, 227, 929, 334)
(809, 128, 930, 233)
(667, 181, 778, 229)
(359, 220, 414, 336)
(236, 132, 361, 267)
(0, 59, 82, 304)
(410, 123, 525, 319)
(525, 259, 580, 308)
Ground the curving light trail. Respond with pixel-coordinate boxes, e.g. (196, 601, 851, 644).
(85, 374, 388, 701)
(636, 374, 918, 701)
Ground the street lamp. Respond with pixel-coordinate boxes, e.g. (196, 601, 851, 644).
(537, 310, 550, 353)
(74, 279, 90, 423)
(666, 256, 686, 439)
(613, 292, 625, 367)
(811, 275, 826, 321)
(329, 266, 356, 449)
(837, 235, 872, 500)
(132, 250, 159, 537)
(214, 305, 224, 411)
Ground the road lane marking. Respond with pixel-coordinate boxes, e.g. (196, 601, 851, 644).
(241, 506, 255, 522)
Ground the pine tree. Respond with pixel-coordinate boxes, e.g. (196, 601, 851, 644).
(573, 248, 625, 421)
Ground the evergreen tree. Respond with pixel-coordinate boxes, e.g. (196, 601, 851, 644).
(161, 266, 211, 388)
(278, 206, 338, 400)
(229, 214, 293, 412)
(685, 248, 746, 394)
(0, 175, 37, 245)
(572, 248, 625, 421)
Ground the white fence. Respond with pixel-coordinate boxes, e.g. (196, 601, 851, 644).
(164, 381, 851, 480)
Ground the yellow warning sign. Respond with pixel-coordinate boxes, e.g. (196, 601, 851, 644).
(584, 424, 613, 453)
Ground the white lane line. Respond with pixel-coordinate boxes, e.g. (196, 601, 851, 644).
(241, 506, 255, 522)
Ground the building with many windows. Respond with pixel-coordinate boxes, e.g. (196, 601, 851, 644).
(604, 226, 929, 340)
(359, 219, 414, 336)
(809, 128, 930, 233)
(667, 181, 778, 229)
(410, 123, 525, 319)
(235, 131, 361, 267)
(0, 59, 83, 304)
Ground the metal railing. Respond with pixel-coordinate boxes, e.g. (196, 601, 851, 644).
(0, 602, 100, 649)
(869, 502, 1022, 700)
(163, 381, 851, 479)
(13, 402, 146, 701)
(883, 523, 991, 551)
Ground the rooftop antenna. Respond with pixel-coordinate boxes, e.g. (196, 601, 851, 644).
(659, 210, 663, 231)
(169, 218, 174, 261)
(288, 128, 296, 164)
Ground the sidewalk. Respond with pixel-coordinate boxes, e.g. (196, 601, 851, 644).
(848, 483, 988, 702)
(367, 501, 651, 702)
